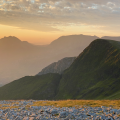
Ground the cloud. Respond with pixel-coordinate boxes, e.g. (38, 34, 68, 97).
(0, 0, 120, 32)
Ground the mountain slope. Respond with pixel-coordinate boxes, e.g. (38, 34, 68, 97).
(0, 73, 61, 100)
(1, 39, 120, 100)
(56, 39, 120, 100)
(0, 35, 98, 84)
(37, 57, 76, 75)
(49, 34, 99, 57)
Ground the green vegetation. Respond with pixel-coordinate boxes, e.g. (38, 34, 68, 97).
(0, 73, 61, 100)
(56, 39, 120, 100)
(32, 100, 120, 109)
(1, 39, 120, 100)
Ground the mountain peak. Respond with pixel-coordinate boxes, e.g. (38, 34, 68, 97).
(0, 36, 21, 44)
(0, 36, 35, 47)
(1, 39, 120, 100)
(37, 57, 76, 75)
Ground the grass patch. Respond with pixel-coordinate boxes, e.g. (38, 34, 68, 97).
(31, 100, 120, 109)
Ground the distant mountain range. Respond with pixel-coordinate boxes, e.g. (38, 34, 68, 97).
(1, 39, 120, 100)
(1, 35, 120, 85)
(37, 57, 76, 75)
(0, 35, 98, 84)
(101, 36, 120, 41)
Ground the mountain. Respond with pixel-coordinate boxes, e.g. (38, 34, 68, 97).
(1, 39, 120, 100)
(101, 36, 120, 41)
(37, 57, 76, 75)
(0, 35, 98, 84)
(48, 35, 99, 56)
(56, 39, 120, 100)
(0, 74, 61, 100)
(0, 36, 45, 84)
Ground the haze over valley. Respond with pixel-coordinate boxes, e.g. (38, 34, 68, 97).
(1, 0, 120, 119)
(1, 38, 120, 100)
(0, 34, 98, 85)
(1, 35, 120, 85)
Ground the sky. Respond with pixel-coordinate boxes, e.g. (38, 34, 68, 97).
(0, 0, 120, 45)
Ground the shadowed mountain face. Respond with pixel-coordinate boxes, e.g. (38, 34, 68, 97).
(1, 39, 120, 100)
(0, 35, 98, 84)
(37, 57, 76, 75)
(56, 39, 120, 100)
(0, 74, 61, 100)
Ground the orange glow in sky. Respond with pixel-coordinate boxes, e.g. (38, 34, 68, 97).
(0, 24, 59, 45)
(0, 24, 120, 45)
(0, 0, 120, 45)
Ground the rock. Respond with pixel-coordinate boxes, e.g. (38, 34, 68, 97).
(59, 112, 68, 118)
(67, 113, 76, 119)
(37, 57, 76, 75)
(50, 109, 58, 116)
(0, 100, 120, 120)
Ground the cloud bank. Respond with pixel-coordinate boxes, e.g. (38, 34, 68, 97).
(0, 0, 120, 32)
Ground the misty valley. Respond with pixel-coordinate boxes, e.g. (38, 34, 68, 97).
(0, 35, 120, 119)
(1, 0, 120, 119)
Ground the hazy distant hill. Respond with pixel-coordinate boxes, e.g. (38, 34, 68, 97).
(37, 57, 76, 75)
(0, 36, 45, 84)
(101, 36, 120, 41)
(49, 35, 99, 56)
(0, 35, 98, 84)
(1, 39, 120, 100)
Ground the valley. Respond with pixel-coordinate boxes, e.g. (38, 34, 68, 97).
(1, 39, 120, 100)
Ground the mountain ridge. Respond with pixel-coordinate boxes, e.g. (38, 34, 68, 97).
(0, 36, 33, 46)
(37, 57, 76, 75)
(1, 39, 120, 100)
(0, 34, 99, 84)
(56, 39, 120, 100)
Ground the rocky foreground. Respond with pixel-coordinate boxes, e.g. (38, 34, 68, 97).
(0, 100, 120, 120)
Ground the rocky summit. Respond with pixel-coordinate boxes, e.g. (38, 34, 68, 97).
(0, 100, 120, 120)
(37, 57, 76, 75)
